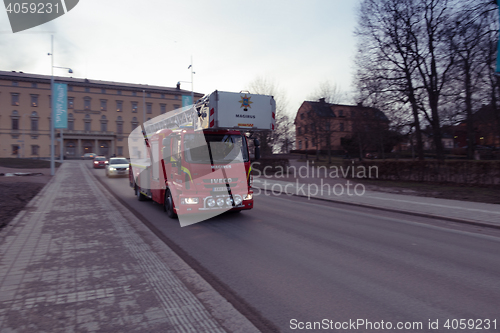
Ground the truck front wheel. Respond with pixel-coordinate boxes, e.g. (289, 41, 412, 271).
(164, 189, 177, 219)
(135, 185, 146, 201)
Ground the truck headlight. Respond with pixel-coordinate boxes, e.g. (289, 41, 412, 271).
(207, 198, 215, 207)
(181, 197, 198, 204)
(244, 193, 252, 200)
(234, 195, 242, 205)
(216, 198, 225, 207)
(225, 197, 233, 206)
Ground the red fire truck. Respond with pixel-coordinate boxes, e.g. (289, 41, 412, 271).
(129, 91, 275, 225)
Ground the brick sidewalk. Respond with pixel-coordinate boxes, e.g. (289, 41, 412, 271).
(0, 162, 258, 332)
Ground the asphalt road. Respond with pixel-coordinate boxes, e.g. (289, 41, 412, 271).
(90, 163, 500, 333)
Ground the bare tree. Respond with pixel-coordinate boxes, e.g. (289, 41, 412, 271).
(246, 76, 291, 155)
(355, 0, 426, 160)
(450, 2, 493, 158)
(307, 81, 344, 104)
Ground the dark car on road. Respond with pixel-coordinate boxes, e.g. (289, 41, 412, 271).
(93, 156, 107, 169)
(82, 153, 97, 160)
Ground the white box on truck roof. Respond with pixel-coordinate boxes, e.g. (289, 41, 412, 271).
(199, 91, 276, 131)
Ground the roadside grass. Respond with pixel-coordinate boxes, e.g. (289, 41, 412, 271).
(0, 158, 61, 169)
(356, 178, 500, 205)
(292, 155, 500, 204)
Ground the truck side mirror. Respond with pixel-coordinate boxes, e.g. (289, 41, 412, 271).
(254, 146, 261, 160)
(162, 138, 172, 163)
(162, 147, 171, 161)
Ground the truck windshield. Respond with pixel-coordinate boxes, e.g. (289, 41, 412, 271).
(184, 133, 249, 164)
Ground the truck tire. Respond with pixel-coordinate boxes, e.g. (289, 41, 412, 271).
(135, 185, 146, 201)
(164, 189, 177, 219)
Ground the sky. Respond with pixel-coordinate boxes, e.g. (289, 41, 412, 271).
(0, 0, 361, 116)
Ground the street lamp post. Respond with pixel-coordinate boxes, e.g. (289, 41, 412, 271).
(48, 35, 73, 175)
(178, 57, 196, 106)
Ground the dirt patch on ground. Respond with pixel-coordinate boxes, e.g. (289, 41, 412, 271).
(0, 167, 52, 230)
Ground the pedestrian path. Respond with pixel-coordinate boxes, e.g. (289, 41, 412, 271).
(253, 177, 500, 227)
(0, 161, 258, 332)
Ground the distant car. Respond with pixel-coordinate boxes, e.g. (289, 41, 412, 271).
(106, 157, 129, 177)
(93, 156, 107, 169)
(82, 153, 97, 160)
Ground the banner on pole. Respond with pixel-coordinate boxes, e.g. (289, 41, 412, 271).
(53, 83, 68, 129)
(182, 95, 193, 107)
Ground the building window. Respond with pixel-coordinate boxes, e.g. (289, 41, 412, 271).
(117, 90, 122, 95)
(299, 141, 302, 149)
(338, 110, 344, 117)
(84, 97, 91, 110)
(100, 115, 108, 132)
(101, 88, 106, 94)
(30, 111, 39, 131)
(11, 93, 20, 106)
(297, 127, 301, 135)
(131, 117, 139, 131)
(116, 116, 123, 134)
(325, 123, 330, 131)
(31, 145, 39, 155)
(31, 83, 37, 88)
(160, 104, 166, 114)
(11, 110, 20, 130)
(173, 104, 180, 110)
(131, 101, 138, 113)
(31, 94, 39, 107)
(146, 92, 151, 98)
(116, 100, 123, 112)
(339, 123, 344, 132)
(12, 145, 20, 156)
(12, 81, 18, 86)
(175, 95, 179, 100)
(117, 146, 123, 156)
(68, 113, 74, 130)
(85, 87, 90, 93)
(68, 85, 73, 91)
(68, 97, 74, 109)
(146, 102, 152, 114)
(161, 94, 165, 99)
(300, 113, 304, 120)
(84, 114, 91, 131)
(132, 91, 137, 96)
(100, 99, 107, 111)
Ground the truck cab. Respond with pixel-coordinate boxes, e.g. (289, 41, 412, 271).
(129, 90, 273, 226)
